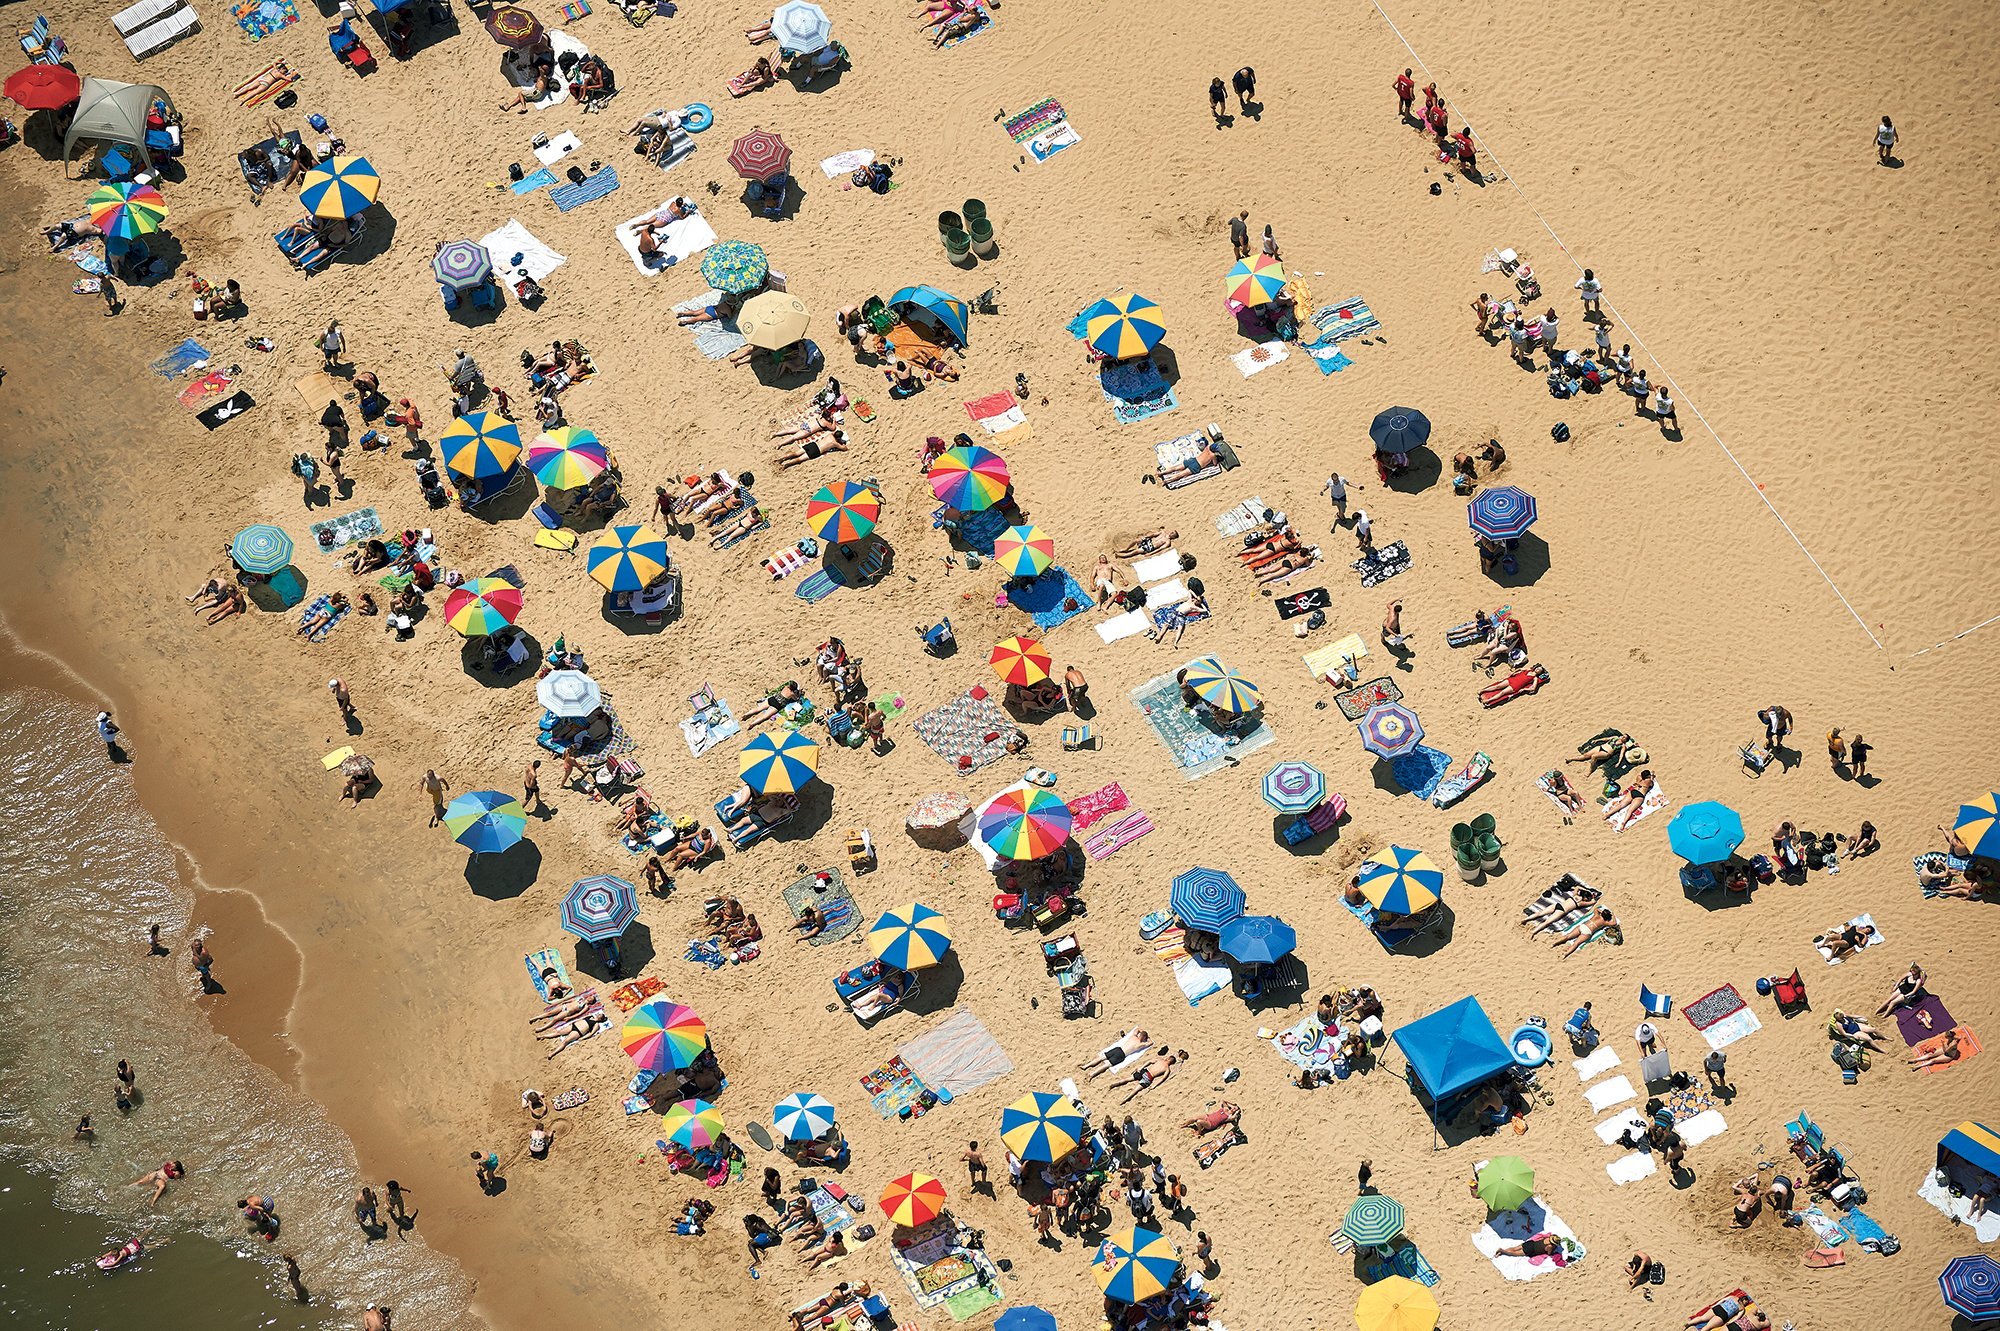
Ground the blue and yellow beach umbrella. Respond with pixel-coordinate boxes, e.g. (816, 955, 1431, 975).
(586, 524, 669, 593)
(439, 411, 521, 480)
(1953, 792, 2000, 860)
(1183, 657, 1262, 713)
(867, 902, 952, 970)
(298, 156, 381, 220)
(1094, 1226, 1180, 1303)
(737, 730, 820, 794)
(1082, 292, 1166, 360)
(443, 790, 527, 853)
(1356, 846, 1444, 915)
(999, 1092, 1086, 1163)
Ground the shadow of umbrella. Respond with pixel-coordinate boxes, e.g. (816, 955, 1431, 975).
(464, 838, 541, 899)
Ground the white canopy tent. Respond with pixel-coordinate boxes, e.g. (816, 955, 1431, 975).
(62, 78, 178, 174)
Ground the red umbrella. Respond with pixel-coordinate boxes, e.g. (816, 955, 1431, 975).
(4, 64, 81, 111)
(728, 130, 792, 181)
(482, 5, 546, 48)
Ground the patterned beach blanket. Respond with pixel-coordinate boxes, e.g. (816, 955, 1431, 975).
(1312, 297, 1380, 343)
(913, 688, 1015, 772)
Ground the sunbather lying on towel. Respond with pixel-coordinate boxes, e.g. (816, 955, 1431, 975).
(1079, 1028, 1150, 1076)
(537, 1010, 609, 1056)
(1146, 592, 1208, 647)
(679, 294, 743, 326)
(1110, 1050, 1183, 1104)
(297, 593, 349, 637)
(1116, 529, 1176, 559)
(1602, 770, 1655, 821)
(1242, 532, 1306, 569)
(1814, 919, 1875, 959)
(1541, 770, 1586, 813)
(531, 994, 598, 1027)
(773, 408, 839, 442)
(1255, 552, 1315, 583)
(1524, 883, 1600, 931)
(729, 56, 780, 95)
(1686, 1297, 1766, 1331)
(1549, 907, 1619, 956)
(1159, 441, 1222, 484)
(1473, 617, 1525, 667)
(932, 8, 983, 43)
(1180, 1102, 1241, 1136)
(851, 973, 909, 1019)
(1479, 664, 1547, 707)
(709, 506, 765, 547)
(915, 0, 970, 26)
(1566, 734, 1630, 777)
(775, 430, 848, 468)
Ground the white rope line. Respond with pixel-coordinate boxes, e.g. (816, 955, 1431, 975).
(1905, 612, 2000, 659)
(1367, 0, 1885, 652)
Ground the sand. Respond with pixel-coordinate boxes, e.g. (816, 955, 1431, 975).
(2, 1, 1998, 1328)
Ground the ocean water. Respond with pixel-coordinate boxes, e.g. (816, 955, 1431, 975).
(0, 685, 475, 1330)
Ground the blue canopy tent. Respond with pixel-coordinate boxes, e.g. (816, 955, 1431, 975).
(888, 284, 970, 347)
(1391, 995, 1516, 1147)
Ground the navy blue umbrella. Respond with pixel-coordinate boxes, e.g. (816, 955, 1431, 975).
(1467, 485, 1539, 541)
(1942, 1254, 2000, 1321)
(1369, 405, 1431, 454)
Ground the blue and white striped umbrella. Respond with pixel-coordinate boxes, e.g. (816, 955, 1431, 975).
(560, 875, 638, 942)
(231, 523, 294, 575)
(1467, 485, 1539, 541)
(1169, 866, 1245, 932)
(773, 1092, 837, 1141)
(770, 0, 831, 53)
(1358, 701, 1424, 759)
(432, 239, 492, 291)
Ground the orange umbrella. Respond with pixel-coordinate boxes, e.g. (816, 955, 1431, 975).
(989, 636, 1053, 686)
(880, 1172, 948, 1227)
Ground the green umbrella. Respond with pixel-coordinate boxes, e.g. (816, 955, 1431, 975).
(1476, 1156, 1535, 1212)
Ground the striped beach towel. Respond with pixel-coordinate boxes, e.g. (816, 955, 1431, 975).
(1312, 297, 1380, 343)
(1004, 98, 1064, 144)
(1085, 810, 1153, 860)
(550, 165, 621, 213)
(233, 59, 299, 107)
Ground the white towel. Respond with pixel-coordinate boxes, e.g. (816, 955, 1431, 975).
(1921, 1172, 2000, 1242)
(1817, 912, 1884, 965)
(533, 130, 582, 166)
(1231, 341, 1290, 377)
(1143, 578, 1190, 609)
(1172, 956, 1230, 1006)
(613, 206, 717, 275)
(1131, 551, 1182, 583)
(479, 219, 568, 282)
(1571, 1047, 1621, 1081)
(1583, 1076, 1635, 1113)
(1472, 1197, 1583, 1281)
(504, 31, 585, 107)
(1095, 610, 1151, 644)
(1606, 1152, 1657, 1185)
(819, 148, 875, 178)
(1639, 1051, 1673, 1085)
(1677, 1108, 1728, 1147)
(1606, 778, 1670, 831)
(1594, 1110, 1647, 1145)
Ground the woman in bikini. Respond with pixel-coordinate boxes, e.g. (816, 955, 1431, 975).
(1602, 770, 1655, 822)
(772, 409, 839, 442)
(1909, 1028, 1964, 1070)
(1255, 552, 1315, 584)
(1524, 884, 1599, 932)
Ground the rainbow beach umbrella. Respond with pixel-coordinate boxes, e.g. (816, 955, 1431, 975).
(1354, 1276, 1438, 1331)
(439, 411, 521, 480)
(975, 786, 1074, 861)
(773, 1092, 837, 1141)
(1224, 255, 1286, 306)
(992, 524, 1055, 578)
(880, 1172, 948, 1228)
(86, 182, 167, 239)
(662, 1098, 726, 1149)
(988, 635, 1053, 686)
(1358, 701, 1424, 759)
(441, 578, 523, 637)
(443, 790, 526, 853)
(738, 730, 819, 794)
(867, 902, 952, 970)
(1095, 1226, 1180, 1303)
(299, 156, 380, 220)
(1183, 657, 1262, 713)
(927, 445, 1009, 511)
(999, 1092, 1086, 1163)
(230, 523, 294, 575)
(526, 425, 607, 489)
(560, 875, 638, 942)
(1082, 292, 1167, 360)
(1357, 846, 1444, 915)
(700, 239, 769, 294)
(1953, 792, 2000, 860)
(806, 480, 881, 543)
(622, 998, 709, 1072)
(587, 524, 668, 593)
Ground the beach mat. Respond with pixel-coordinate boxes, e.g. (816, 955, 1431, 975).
(1895, 995, 1956, 1045)
(149, 338, 211, 378)
(1584, 1076, 1634, 1113)
(1312, 296, 1380, 343)
(1099, 361, 1177, 424)
(512, 167, 558, 194)
(680, 698, 739, 757)
(1131, 550, 1182, 583)
(1697, 1007, 1762, 1050)
(1231, 341, 1289, 377)
(1913, 1024, 1982, 1073)
(550, 165, 621, 212)
(1096, 609, 1150, 644)
(1085, 810, 1153, 860)
(526, 948, 571, 1000)
(178, 370, 237, 412)
(861, 1054, 931, 1119)
(1683, 985, 1746, 1031)
(898, 1010, 1013, 1096)
(675, 290, 749, 360)
(1007, 566, 1093, 631)
(480, 219, 568, 281)
(1353, 540, 1413, 587)
(1274, 587, 1331, 620)
(1307, 341, 1354, 374)
(1066, 782, 1129, 830)
(964, 391, 1027, 436)
(1389, 744, 1451, 800)
(234, 0, 302, 40)
(1214, 495, 1268, 538)
(1132, 670, 1275, 779)
(1606, 1152, 1656, 1185)
(912, 688, 1014, 773)
(614, 207, 716, 275)
(196, 393, 256, 430)
(1004, 99, 1066, 143)
(1606, 778, 1669, 831)
(1334, 676, 1402, 721)
(1572, 1047, 1620, 1081)
(781, 867, 860, 946)
(308, 507, 383, 554)
(1301, 636, 1369, 681)
(1473, 1193, 1583, 1281)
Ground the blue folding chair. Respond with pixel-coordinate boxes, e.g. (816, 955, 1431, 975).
(468, 280, 502, 311)
(1639, 984, 1672, 1018)
(919, 618, 954, 655)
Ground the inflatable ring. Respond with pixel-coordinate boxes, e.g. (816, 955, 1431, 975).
(681, 103, 715, 133)
(1508, 1023, 1552, 1068)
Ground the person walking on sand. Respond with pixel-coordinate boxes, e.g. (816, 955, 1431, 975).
(320, 320, 345, 369)
(419, 770, 448, 826)
(961, 1141, 988, 1187)
(1228, 209, 1251, 260)
(471, 1149, 500, 1193)
(1575, 268, 1605, 318)
(1471, 293, 1492, 336)
(1231, 67, 1256, 111)
(1827, 728, 1847, 771)
(1875, 115, 1898, 164)
(329, 678, 355, 721)
(1208, 78, 1227, 123)
(1393, 68, 1416, 120)
(523, 760, 543, 812)
(1261, 224, 1281, 261)
(1382, 598, 1407, 650)
(1849, 733, 1872, 779)
(1322, 471, 1354, 525)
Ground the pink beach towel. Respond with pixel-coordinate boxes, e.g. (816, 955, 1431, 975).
(1067, 782, 1129, 830)
(1086, 810, 1153, 860)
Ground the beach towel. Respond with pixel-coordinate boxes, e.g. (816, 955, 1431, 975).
(1912, 1024, 1982, 1073)
(1272, 1016, 1341, 1071)
(1606, 1152, 1657, 1185)
(1131, 550, 1183, 583)
(1816, 912, 1883, 964)
(1153, 432, 1222, 488)
(1312, 297, 1380, 343)
(308, 507, 383, 554)
(936, 0, 992, 48)
(1572, 1046, 1621, 1080)
(1140, 578, 1189, 610)
(1683, 985, 1746, 1031)
(614, 206, 716, 274)
(1595, 1110, 1647, 1145)
(1353, 540, 1413, 587)
(1066, 782, 1129, 830)
(511, 167, 558, 195)
(795, 569, 841, 602)
(1894, 995, 1955, 1045)
(964, 391, 1028, 436)
(1004, 99, 1065, 142)
(1921, 1170, 2000, 1241)
(1302, 636, 1370, 683)
(480, 220, 568, 281)
(1231, 341, 1290, 377)
(1583, 1076, 1634, 1113)
(1213, 495, 1268, 538)
(673, 288, 748, 359)
(1099, 361, 1177, 424)
(783, 868, 860, 946)
(1431, 753, 1493, 809)
(1024, 119, 1081, 162)
(763, 546, 808, 580)
(1307, 341, 1354, 374)
(526, 948, 571, 1000)
(607, 976, 663, 1011)
(1677, 1108, 1729, 1147)
(680, 698, 739, 757)
(549, 164, 620, 212)
(1085, 810, 1154, 860)
(1804, 1246, 1846, 1268)
(533, 131, 583, 166)
(1389, 745, 1452, 801)
(900, 1010, 1013, 1096)
(149, 338, 210, 378)
(1172, 955, 1231, 1006)
(1698, 1008, 1761, 1051)
(1132, 670, 1275, 778)
(1094, 609, 1149, 643)
(819, 148, 875, 178)
(233, 0, 300, 40)
(1840, 1209, 1889, 1247)
(178, 370, 236, 411)
(1007, 566, 1093, 631)
(862, 1055, 932, 1119)
(912, 688, 1015, 773)
(1799, 1207, 1846, 1246)
(1474, 1195, 1583, 1280)
(1606, 778, 1669, 831)
(233, 59, 299, 107)
(942, 1285, 1003, 1321)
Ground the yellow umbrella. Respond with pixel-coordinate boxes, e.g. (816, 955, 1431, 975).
(740, 290, 812, 350)
(1354, 1276, 1438, 1331)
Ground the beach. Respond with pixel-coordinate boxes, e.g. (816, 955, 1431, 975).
(2, 1, 1998, 1329)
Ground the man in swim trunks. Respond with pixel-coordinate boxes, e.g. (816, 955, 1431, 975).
(1112, 1049, 1183, 1104)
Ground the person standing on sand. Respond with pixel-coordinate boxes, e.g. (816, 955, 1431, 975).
(101, 272, 122, 317)
(1849, 733, 1873, 780)
(962, 1141, 988, 1186)
(1653, 386, 1679, 433)
(320, 320, 345, 369)
(1576, 268, 1606, 318)
(1540, 308, 1560, 355)
(385, 1179, 409, 1222)
(419, 770, 448, 826)
(1261, 224, 1281, 261)
(471, 1149, 499, 1192)
(1228, 210, 1250, 259)
(95, 710, 123, 757)
(1231, 67, 1256, 111)
(1875, 115, 1898, 164)
(1393, 68, 1416, 121)
(329, 678, 356, 721)
(1322, 471, 1353, 524)
(523, 760, 543, 812)
(1471, 293, 1492, 336)
(1208, 78, 1227, 123)
(1827, 728, 1847, 771)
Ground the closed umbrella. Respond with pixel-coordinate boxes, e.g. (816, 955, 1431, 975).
(1353, 1276, 1438, 1331)
(1369, 406, 1431, 455)
(1358, 701, 1424, 759)
(880, 1173, 948, 1227)
(1953, 793, 2000, 860)
(526, 425, 607, 489)
(1341, 1194, 1406, 1246)
(298, 156, 380, 220)
(4, 64, 82, 110)
(928, 444, 1009, 510)
(738, 730, 819, 794)
(432, 239, 493, 291)
(770, 0, 832, 53)
(1082, 292, 1166, 360)
(443, 790, 526, 853)
(739, 290, 811, 349)
(536, 669, 602, 718)
(1095, 1227, 1180, 1303)
(587, 525, 668, 593)
(1218, 914, 1296, 965)
(1261, 761, 1326, 814)
(889, 285, 971, 346)
(975, 786, 1073, 861)
(1940, 1253, 2000, 1321)
(560, 875, 638, 942)
(439, 411, 522, 480)
(699, 239, 768, 294)
(86, 181, 167, 238)
(999, 1092, 1086, 1163)
(1356, 847, 1444, 914)
(1467, 485, 1538, 541)
(1224, 256, 1286, 305)
(992, 524, 1055, 578)
(621, 999, 708, 1072)
(661, 1098, 726, 1149)
(1667, 801, 1745, 865)
(1182, 657, 1262, 713)
(866, 902, 952, 969)
(728, 129, 792, 181)
(773, 1092, 837, 1141)
(805, 480, 880, 543)
(441, 578, 523, 637)
(1169, 867, 1245, 932)
(483, 4, 545, 47)
(231, 523, 294, 575)
(1475, 1156, 1536, 1212)
(988, 635, 1053, 686)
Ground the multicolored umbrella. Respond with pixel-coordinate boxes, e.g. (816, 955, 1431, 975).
(526, 425, 608, 489)
(805, 480, 880, 543)
(889, 285, 971, 346)
(622, 999, 709, 1072)
(560, 874, 638, 942)
(1953, 792, 2000, 860)
(738, 730, 820, 794)
(1353, 1276, 1438, 1331)
(1169, 867, 1245, 932)
(1341, 1194, 1406, 1246)
(880, 1172, 948, 1228)
(439, 411, 522, 480)
(442, 578, 524, 637)
(1224, 255, 1287, 306)
(1667, 801, 1745, 865)
(1261, 761, 1326, 814)
(773, 1092, 837, 1142)
(482, 4, 545, 48)
(728, 129, 792, 181)
(770, 0, 832, 53)
(443, 790, 527, 853)
(1368, 405, 1431, 455)
(1467, 485, 1539, 541)
(230, 523, 294, 575)
(1183, 657, 1262, 713)
(1218, 914, 1296, 965)
(1082, 292, 1166, 360)
(976, 786, 1074, 861)
(992, 524, 1055, 578)
(536, 669, 602, 718)
(1358, 701, 1424, 759)
(1941, 1253, 2000, 1321)
(988, 635, 1053, 686)
(662, 1098, 726, 1149)
(740, 290, 811, 349)
(299, 156, 380, 220)
(999, 1092, 1086, 1163)
(587, 524, 669, 593)
(1095, 1227, 1180, 1303)
(1475, 1156, 1536, 1212)
(867, 902, 952, 970)
(4, 63, 81, 111)
(86, 182, 167, 239)
(928, 445, 1010, 511)
(1357, 847, 1444, 915)
(699, 239, 768, 294)
(432, 239, 492, 291)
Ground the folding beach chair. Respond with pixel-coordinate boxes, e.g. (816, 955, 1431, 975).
(1062, 725, 1096, 751)
(919, 619, 955, 655)
(1771, 969, 1808, 1012)
(1639, 984, 1672, 1018)
(20, 13, 68, 63)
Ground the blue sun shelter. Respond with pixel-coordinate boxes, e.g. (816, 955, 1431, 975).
(1391, 995, 1516, 1147)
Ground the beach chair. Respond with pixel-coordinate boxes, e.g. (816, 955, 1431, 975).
(756, 173, 792, 218)
(111, 0, 178, 35)
(21, 13, 69, 63)
(1639, 985, 1673, 1018)
(124, 5, 198, 60)
(850, 543, 888, 583)
(1771, 969, 1808, 1012)
(919, 618, 955, 655)
(330, 19, 374, 73)
(1062, 725, 1096, 751)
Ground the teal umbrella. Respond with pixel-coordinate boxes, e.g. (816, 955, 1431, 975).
(700, 239, 769, 294)
(231, 524, 294, 574)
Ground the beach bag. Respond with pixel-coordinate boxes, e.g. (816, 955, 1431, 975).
(1550, 422, 1570, 442)
(1547, 372, 1573, 398)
